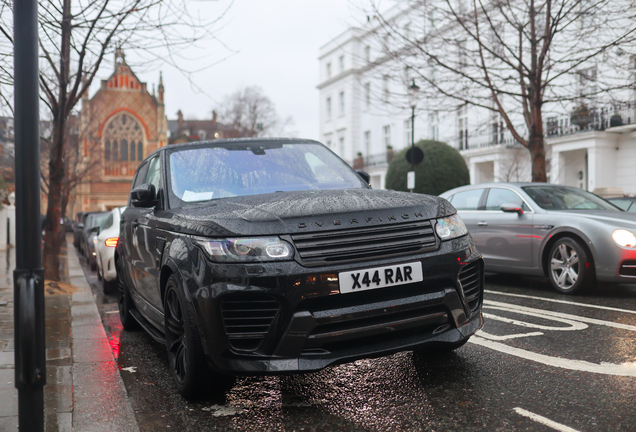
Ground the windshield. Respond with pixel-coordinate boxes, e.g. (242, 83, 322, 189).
(167, 142, 365, 206)
(522, 185, 619, 211)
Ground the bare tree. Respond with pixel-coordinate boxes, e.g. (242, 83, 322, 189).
(365, 0, 636, 182)
(217, 86, 294, 137)
(1, 0, 232, 280)
(495, 145, 530, 182)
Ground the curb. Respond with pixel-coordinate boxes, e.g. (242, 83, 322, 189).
(66, 242, 139, 431)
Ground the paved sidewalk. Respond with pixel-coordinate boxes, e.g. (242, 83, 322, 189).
(0, 237, 138, 431)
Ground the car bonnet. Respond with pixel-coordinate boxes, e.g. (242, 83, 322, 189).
(162, 189, 455, 237)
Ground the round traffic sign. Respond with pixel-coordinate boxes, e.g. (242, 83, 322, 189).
(405, 147, 424, 165)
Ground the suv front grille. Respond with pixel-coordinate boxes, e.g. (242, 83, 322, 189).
(291, 220, 438, 266)
(220, 294, 280, 352)
(458, 261, 482, 312)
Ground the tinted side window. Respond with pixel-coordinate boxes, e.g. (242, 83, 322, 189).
(132, 163, 149, 190)
(486, 188, 530, 212)
(451, 189, 484, 210)
(103, 214, 113, 230)
(609, 199, 631, 211)
(145, 156, 161, 199)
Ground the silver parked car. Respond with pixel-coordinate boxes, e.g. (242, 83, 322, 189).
(440, 183, 636, 294)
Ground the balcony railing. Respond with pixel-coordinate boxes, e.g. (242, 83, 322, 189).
(352, 149, 394, 171)
(546, 103, 636, 137)
(457, 127, 519, 151)
(455, 103, 636, 151)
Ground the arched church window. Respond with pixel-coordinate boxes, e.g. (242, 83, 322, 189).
(120, 139, 129, 161)
(103, 112, 145, 162)
(137, 142, 143, 161)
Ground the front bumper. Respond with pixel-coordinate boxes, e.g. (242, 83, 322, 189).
(188, 236, 484, 375)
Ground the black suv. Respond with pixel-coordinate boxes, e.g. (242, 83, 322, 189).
(117, 138, 484, 398)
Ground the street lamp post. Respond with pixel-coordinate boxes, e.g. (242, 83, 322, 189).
(408, 80, 420, 192)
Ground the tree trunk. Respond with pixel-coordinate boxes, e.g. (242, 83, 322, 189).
(43, 0, 71, 281)
(527, 130, 547, 183)
(43, 123, 65, 281)
(528, 94, 547, 183)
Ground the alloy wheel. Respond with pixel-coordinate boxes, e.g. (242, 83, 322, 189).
(550, 243, 579, 290)
(165, 289, 187, 384)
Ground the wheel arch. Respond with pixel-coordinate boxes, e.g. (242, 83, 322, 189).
(160, 261, 178, 307)
(540, 230, 597, 278)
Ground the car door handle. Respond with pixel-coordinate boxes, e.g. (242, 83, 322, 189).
(477, 221, 488, 226)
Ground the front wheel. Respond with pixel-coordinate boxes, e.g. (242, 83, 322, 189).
(164, 275, 234, 399)
(548, 237, 595, 294)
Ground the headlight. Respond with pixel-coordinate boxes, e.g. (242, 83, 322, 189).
(436, 214, 468, 240)
(196, 237, 293, 262)
(612, 229, 636, 248)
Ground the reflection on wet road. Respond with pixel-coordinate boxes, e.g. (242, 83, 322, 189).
(79, 255, 636, 431)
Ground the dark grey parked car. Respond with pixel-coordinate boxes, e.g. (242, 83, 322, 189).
(440, 183, 636, 294)
(116, 138, 485, 399)
(81, 212, 108, 266)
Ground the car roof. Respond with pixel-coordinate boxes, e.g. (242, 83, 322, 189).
(141, 137, 323, 162)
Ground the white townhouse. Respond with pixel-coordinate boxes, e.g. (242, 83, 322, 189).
(317, 2, 636, 196)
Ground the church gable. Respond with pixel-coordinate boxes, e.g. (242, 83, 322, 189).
(103, 63, 146, 92)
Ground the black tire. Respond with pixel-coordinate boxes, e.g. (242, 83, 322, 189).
(117, 256, 139, 330)
(90, 258, 97, 272)
(97, 260, 103, 281)
(548, 237, 595, 294)
(103, 277, 117, 295)
(164, 275, 234, 399)
(413, 338, 468, 358)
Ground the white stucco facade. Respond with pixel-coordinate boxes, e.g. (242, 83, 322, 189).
(317, 2, 636, 196)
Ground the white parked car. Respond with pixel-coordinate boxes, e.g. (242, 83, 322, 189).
(95, 206, 126, 292)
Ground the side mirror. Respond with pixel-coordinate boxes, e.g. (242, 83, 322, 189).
(131, 184, 157, 208)
(356, 170, 371, 186)
(77, 223, 84, 229)
(500, 203, 524, 215)
(90, 226, 100, 234)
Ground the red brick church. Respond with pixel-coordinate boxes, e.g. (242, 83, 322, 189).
(73, 50, 168, 212)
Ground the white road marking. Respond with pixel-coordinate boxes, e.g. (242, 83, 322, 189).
(485, 290, 636, 315)
(477, 330, 544, 341)
(483, 308, 588, 331)
(513, 407, 581, 432)
(121, 366, 137, 373)
(484, 300, 636, 332)
(470, 336, 636, 377)
(201, 405, 244, 416)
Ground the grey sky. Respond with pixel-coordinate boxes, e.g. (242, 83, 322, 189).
(129, 1, 360, 140)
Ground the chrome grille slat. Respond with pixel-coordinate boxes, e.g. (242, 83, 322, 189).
(291, 220, 438, 265)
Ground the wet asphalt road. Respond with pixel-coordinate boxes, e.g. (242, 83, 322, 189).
(78, 255, 636, 431)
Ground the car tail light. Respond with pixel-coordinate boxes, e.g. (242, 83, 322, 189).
(105, 237, 119, 247)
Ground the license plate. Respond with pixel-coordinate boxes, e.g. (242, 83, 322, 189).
(339, 262, 423, 294)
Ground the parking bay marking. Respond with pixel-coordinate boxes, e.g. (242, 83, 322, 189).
(513, 408, 581, 432)
(470, 300, 636, 377)
(483, 300, 636, 332)
(485, 289, 636, 315)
